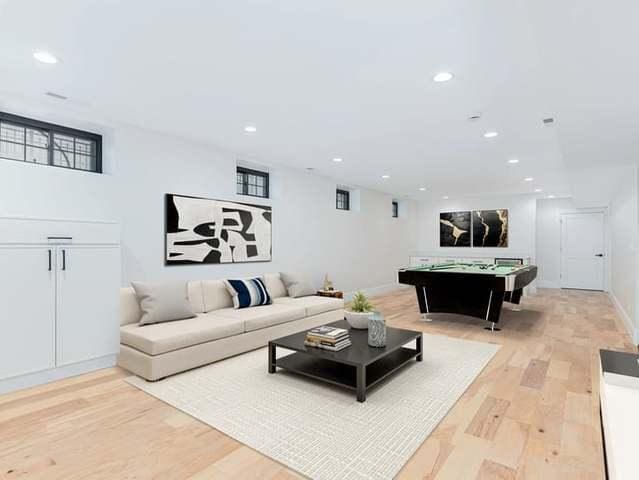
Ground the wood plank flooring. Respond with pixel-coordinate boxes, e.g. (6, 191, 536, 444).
(0, 288, 635, 479)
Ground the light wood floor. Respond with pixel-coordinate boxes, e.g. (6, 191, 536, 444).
(0, 288, 635, 479)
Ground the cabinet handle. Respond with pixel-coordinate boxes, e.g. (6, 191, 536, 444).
(62, 249, 66, 271)
(48, 249, 52, 271)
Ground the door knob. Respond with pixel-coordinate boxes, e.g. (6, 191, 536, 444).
(595, 253, 604, 257)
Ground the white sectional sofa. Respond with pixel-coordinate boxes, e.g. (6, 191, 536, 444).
(118, 273, 344, 380)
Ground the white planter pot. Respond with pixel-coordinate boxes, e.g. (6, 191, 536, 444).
(344, 310, 372, 329)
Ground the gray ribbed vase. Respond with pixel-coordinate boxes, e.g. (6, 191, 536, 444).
(368, 311, 386, 347)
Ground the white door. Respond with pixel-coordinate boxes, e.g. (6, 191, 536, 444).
(561, 212, 606, 290)
(56, 246, 120, 366)
(0, 247, 56, 380)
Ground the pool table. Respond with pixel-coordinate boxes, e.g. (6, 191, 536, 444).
(398, 263, 538, 330)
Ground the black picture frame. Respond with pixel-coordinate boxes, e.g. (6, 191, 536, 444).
(165, 193, 272, 265)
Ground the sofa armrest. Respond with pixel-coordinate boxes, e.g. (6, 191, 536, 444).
(120, 287, 141, 326)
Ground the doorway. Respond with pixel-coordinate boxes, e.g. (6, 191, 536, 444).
(560, 212, 606, 290)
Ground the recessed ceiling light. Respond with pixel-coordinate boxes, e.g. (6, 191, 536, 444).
(442, 196, 449, 199)
(508, 159, 519, 164)
(433, 72, 454, 83)
(244, 125, 257, 133)
(419, 187, 426, 191)
(381, 175, 390, 179)
(524, 177, 534, 182)
(534, 188, 542, 192)
(548, 194, 556, 199)
(332, 157, 343, 163)
(33, 50, 58, 64)
(483, 131, 498, 138)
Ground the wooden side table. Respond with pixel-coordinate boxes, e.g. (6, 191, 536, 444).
(316, 289, 343, 299)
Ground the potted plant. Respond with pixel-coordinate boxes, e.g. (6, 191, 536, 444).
(345, 291, 375, 329)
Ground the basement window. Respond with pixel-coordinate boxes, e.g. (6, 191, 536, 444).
(236, 166, 269, 198)
(336, 189, 350, 210)
(0, 111, 102, 173)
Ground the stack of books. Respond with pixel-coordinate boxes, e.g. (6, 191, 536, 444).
(304, 325, 351, 351)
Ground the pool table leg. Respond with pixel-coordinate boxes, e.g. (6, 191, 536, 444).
(484, 321, 502, 332)
(483, 289, 505, 331)
(416, 286, 433, 322)
(415, 286, 427, 313)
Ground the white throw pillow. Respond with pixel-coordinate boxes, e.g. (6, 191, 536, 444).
(132, 281, 196, 325)
(280, 273, 316, 298)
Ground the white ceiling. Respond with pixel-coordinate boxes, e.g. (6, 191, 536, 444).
(0, 0, 637, 199)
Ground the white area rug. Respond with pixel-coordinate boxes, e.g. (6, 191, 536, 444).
(127, 335, 499, 480)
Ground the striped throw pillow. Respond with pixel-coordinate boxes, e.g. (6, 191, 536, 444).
(224, 277, 272, 309)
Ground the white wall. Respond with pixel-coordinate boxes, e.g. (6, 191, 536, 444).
(0, 95, 118, 221)
(113, 126, 418, 292)
(415, 194, 537, 261)
(0, 97, 418, 294)
(608, 166, 639, 341)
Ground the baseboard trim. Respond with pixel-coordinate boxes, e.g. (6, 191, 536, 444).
(0, 355, 117, 395)
(609, 291, 639, 345)
(536, 280, 561, 289)
(344, 283, 409, 301)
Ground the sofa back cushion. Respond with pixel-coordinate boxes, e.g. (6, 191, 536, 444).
(281, 272, 316, 298)
(263, 273, 288, 298)
(202, 279, 234, 312)
(187, 281, 205, 313)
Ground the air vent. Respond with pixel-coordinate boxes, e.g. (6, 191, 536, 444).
(543, 117, 554, 125)
(45, 91, 68, 100)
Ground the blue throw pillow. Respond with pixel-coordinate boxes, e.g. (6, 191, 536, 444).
(224, 277, 272, 309)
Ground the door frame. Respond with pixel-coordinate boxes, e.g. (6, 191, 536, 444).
(559, 209, 609, 291)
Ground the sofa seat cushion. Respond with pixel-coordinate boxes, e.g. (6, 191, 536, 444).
(274, 296, 345, 317)
(214, 304, 306, 332)
(120, 313, 244, 355)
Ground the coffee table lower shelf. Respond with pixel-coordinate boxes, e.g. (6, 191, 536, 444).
(271, 346, 420, 402)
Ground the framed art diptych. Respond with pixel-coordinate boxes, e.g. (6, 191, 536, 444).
(439, 209, 509, 248)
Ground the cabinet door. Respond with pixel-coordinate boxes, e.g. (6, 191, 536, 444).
(0, 247, 56, 380)
(56, 246, 120, 366)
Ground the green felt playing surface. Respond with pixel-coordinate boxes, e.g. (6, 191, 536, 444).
(408, 263, 525, 275)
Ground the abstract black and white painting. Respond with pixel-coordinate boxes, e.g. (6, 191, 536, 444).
(165, 194, 272, 265)
(472, 209, 508, 247)
(439, 211, 471, 247)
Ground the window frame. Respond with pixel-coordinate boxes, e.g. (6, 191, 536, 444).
(236, 166, 270, 199)
(392, 200, 399, 218)
(336, 188, 350, 211)
(0, 111, 103, 173)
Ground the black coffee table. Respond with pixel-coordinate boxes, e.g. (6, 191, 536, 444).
(268, 320, 422, 402)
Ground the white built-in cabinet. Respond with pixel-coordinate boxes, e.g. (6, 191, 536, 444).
(0, 217, 120, 392)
